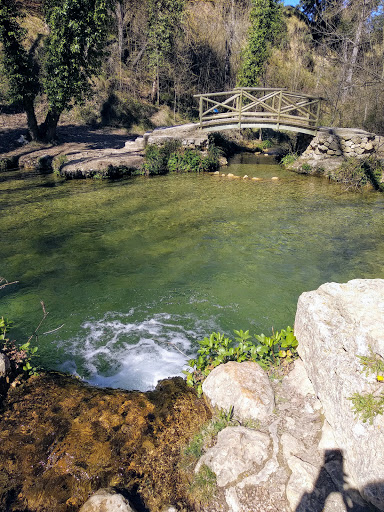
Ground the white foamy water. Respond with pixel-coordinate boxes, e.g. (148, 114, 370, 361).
(59, 310, 217, 391)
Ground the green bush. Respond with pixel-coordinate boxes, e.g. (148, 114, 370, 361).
(183, 327, 298, 395)
(142, 142, 220, 176)
(280, 153, 298, 165)
(168, 148, 204, 173)
(142, 140, 181, 175)
(349, 348, 384, 423)
(261, 139, 273, 149)
(331, 157, 384, 191)
(0, 316, 39, 376)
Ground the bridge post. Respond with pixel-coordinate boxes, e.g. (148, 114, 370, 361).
(315, 100, 321, 127)
(199, 96, 203, 129)
(238, 89, 243, 131)
(277, 90, 282, 130)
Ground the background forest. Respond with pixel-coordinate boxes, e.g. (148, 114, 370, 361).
(1, 0, 383, 138)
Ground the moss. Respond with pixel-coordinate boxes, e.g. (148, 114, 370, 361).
(0, 373, 211, 512)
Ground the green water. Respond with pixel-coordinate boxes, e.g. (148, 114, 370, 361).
(1, 153, 384, 390)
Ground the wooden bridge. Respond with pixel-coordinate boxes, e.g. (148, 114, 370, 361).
(194, 88, 322, 136)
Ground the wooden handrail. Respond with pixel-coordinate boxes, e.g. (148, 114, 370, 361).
(193, 87, 322, 135)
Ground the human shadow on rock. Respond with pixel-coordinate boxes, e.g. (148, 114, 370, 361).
(295, 449, 381, 511)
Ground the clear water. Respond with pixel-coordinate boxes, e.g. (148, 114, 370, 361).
(1, 153, 384, 390)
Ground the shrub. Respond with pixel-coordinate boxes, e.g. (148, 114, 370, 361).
(0, 317, 39, 376)
(168, 148, 204, 173)
(261, 139, 273, 149)
(52, 154, 67, 175)
(301, 163, 312, 172)
(280, 153, 298, 165)
(349, 348, 384, 424)
(331, 157, 384, 191)
(142, 140, 181, 175)
(142, 142, 220, 175)
(183, 327, 298, 396)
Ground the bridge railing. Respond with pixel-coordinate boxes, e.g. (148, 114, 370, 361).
(193, 87, 322, 135)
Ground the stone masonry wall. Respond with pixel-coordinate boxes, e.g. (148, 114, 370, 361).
(302, 128, 379, 161)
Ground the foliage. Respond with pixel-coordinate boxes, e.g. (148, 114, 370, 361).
(280, 153, 298, 165)
(301, 162, 312, 172)
(183, 326, 298, 395)
(0, 0, 112, 141)
(349, 391, 384, 424)
(188, 464, 217, 503)
(261, 139, 273, 149)
(0, 0, 39, 106)
(52, 154, 68, 175)
(349, 347, 384, 424)
(147, 0, 185, 102)
(142, 140, 181, 175)
(357, 348, 384, 379)
(0, 317, 39, 376)
(184, 408, 236, 460)
(142, 142, 220, 176)
(237, 0, 283, 87)
(332, 157, 384, 191)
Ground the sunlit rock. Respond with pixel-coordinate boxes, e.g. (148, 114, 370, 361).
(195, 426, 270, 486)
(79, 488, 136, 512)
(295, 278, 384, 511)
(202, 361, 274, 422)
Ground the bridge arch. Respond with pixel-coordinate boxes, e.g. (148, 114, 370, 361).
(194, 87, 322, 136)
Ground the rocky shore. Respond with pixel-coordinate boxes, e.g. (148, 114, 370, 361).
(0, 279, 383, 512)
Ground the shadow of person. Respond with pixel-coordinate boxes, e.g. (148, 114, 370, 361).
(295, 449, 379, 511)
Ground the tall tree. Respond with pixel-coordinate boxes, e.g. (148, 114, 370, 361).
(237, 0, 282, 87)
(147, 0, 185, 104)
(0, 0, 40, 139)
(0, 0, 112, 141)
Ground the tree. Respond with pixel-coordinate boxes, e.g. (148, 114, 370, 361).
(0, 0, 40, 139)
(237, 0, 282, 87)
(0, 0, 112, 141)
(147, 0, 185, 104)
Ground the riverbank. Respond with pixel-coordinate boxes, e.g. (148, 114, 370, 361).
(1, 279, 383, 512)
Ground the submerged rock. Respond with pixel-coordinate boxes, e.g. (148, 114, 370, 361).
(0, 372, 210, 512)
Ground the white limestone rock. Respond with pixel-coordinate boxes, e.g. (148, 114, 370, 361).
(195, 426, 270, 487)
(79, 488, 136, 512)
(283, 359, 315, 397)
(295, 279, 384, 510)
(0, 353, 11, 378)
(202, 361, 274, 422)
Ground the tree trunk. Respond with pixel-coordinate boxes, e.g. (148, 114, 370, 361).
(40, 109, 61, 142)
(343, 0, 365, 99)
(24, 100, 40, 141)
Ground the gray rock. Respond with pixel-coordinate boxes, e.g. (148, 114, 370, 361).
(195, 426, 270, 486)
(283, 359, 315, 397)
(79, 488, 136, 512)
(202, 361, 275, 422)
(295, 279, 384, 510)
(0, 353, 11, 377)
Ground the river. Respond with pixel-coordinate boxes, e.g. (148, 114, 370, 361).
(1, 153, 384, 390)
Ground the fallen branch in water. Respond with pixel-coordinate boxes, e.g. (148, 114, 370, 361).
(0, 277, 19, 290)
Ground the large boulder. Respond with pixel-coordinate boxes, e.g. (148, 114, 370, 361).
(202, 361, 275, 422)
(195, 426, 270, 486)
(295, 279, 384, 510)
